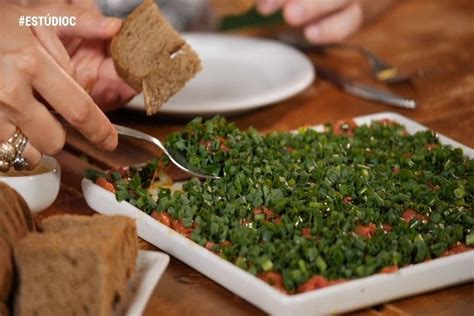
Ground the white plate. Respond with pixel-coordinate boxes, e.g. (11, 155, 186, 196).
(126, 33, 315, 116)
(82, 112, 474, 315)
(127, 250, 169, 316)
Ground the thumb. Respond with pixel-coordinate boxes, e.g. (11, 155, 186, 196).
(37, 4, 122, 39)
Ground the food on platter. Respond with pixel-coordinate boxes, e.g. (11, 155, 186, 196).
(86, 117, 473, 294)
(14, 215, 138, 316)
(111, 0, 201, 115)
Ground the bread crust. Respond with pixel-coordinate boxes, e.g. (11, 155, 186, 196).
(0, 183, 34, 245)
(110, 0, 154, 90)
(0, 183, 34, 314)
(0, 235, 13, 303)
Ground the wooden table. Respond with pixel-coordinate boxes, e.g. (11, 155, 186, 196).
(39, 0, 474, 314)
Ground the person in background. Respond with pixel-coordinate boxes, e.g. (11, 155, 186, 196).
(98, 0, 398, 43)
(256, 0, 397, 43)
(0, 0, 396, 171)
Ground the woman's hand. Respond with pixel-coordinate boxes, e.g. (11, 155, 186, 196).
(0, 3, 121, 169)
(256, 0, 396, 44)
(38, 2, 137, 111)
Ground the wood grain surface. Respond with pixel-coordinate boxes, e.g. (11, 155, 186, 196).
(41, 0, 473, 314)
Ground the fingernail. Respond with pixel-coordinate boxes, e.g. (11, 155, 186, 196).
(305, 25, 322, 41)
(286, 3, 305, 23)
(258, 0, 279, 15)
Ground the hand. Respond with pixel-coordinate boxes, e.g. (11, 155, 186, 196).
(0, 3, 118, 169)
(40, 2, 137, 111)
(256, 0, 396, 44)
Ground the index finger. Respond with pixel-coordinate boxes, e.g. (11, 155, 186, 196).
(283, 0, 351, 26)
(34, 3, 121, 40)
(31, 45, 117, 151)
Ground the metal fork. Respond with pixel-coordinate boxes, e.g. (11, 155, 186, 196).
(48, 111, 219, 179)
(325, 43, 410, 84)
(113, 124, 220, 180)
(275, 32, 410, 84)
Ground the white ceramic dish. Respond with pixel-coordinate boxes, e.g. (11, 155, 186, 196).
(126, 33, 315, 117)
(0, 156, 60, 213)
(127, 250, 169, 316)
(82, 112, 474, 315)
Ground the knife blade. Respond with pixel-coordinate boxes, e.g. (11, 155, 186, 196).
(315, 65, 416, 109)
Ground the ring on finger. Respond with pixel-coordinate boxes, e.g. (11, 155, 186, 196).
(0, 128, 30, 172)
(12, 130, 29, 171)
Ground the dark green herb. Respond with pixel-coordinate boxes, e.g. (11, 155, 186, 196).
(86, 117, 474, 293)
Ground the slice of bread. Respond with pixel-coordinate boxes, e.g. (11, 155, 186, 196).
(0, 183, 34, 309)
(0, 235, 13, 304)
(40, 214, 138, 279)
(0, 182, 35, 246)
(14, 215, 137, 316)
(211, 0, 255, 16)
(111, 0, 202, 115)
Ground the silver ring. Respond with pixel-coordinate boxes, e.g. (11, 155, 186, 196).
(0, 128, 29, 172)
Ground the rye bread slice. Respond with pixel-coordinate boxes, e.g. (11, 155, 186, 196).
(40, 214, 138, 279)
(0, 183, 34, 246)
(0, 183, 34, 314)
(14, 215, 137, 316)
(111, 0, 201, 115)
(0, 235, 13, 304)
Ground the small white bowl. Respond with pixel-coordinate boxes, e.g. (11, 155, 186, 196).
(0, 156, 61, 213)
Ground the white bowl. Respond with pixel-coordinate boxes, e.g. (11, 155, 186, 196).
(0, 156, 61, 213)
